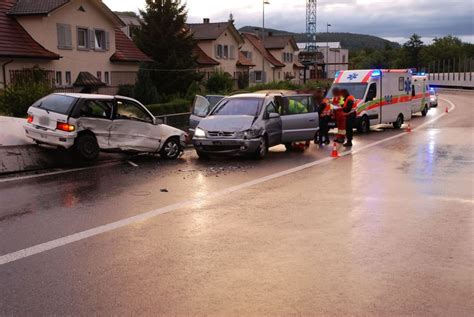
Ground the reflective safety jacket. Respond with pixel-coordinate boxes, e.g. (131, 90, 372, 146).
(342, 95, 356, 113)
(332, 96, 345, 107)
(288, 99, 308, 114)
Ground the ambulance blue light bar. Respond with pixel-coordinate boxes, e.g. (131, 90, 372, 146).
(371, 70, 381, 77)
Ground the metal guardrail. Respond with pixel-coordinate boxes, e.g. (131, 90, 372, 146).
(156, 112, 191, 130)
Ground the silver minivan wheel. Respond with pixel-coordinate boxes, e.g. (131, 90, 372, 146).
(255, 137, 268, 159)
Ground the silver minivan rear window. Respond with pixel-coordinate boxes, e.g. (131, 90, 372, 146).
(32, 94, 77, 115)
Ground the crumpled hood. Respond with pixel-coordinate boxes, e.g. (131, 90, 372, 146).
(198, 115, 255, 132)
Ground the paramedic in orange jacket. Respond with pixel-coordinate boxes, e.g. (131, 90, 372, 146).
(315, 88, 330, 145)
(333, 87, 347, 144)
(341, 89, 356, 147)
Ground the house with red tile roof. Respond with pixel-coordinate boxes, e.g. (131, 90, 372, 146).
(241, 32, 285, 85)
(189, 19, 254, 88)
(0, 0, 151, 93)
(264, 34, 304, 83)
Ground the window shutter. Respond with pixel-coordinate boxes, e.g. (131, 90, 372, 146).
(249, 52, 253, 61)
(65, 24, 72, 48)
(230, 45, 235, 60)
(282, 53, 285, 63)
(263, 71, 267, 83)
(105, 31, 110, 50)
(214, 45, 219, 59)
(57, 24, 64, 48)
(88, 29, 95, 49)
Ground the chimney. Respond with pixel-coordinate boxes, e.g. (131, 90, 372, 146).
(203, 18, 210, 24)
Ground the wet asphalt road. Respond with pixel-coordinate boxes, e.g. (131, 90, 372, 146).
(0, 91, 473, 316)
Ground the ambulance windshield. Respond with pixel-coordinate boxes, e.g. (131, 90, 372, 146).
(327, 83, 368, 100)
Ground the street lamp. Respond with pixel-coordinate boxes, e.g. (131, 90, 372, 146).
(326, 23, 331, 79)
(262, 0, 270, 83)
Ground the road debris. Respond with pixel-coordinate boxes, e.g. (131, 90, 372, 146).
(127, 161, 139, 168)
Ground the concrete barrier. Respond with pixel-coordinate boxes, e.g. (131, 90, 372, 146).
(429, 72, 474, 89)
(0, 145, 67, 174)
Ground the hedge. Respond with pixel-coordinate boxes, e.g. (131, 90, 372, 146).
(146, 98, 191, 116)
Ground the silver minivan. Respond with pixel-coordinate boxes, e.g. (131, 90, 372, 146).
(191, 93, 319, 159)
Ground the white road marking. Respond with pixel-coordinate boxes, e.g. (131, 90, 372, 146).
(0, 98, 458, 266)
(0, 161, 122, 184)
(322, 194, 473, 205)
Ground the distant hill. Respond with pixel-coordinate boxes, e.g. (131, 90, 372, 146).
(239, 26, 400, 51)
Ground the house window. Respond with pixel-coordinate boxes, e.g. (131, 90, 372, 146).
(255, 71, 263, 82)
(57, 23, 72, 49)
(55, 71, 62, 86)
(242, 51, 252, 61)
(342, 55, 346, 63)
(77, 27, 89, 49)
(65, 71, 72, 86)
(104, 72, 110, 85)
(216, 45, 223, 59)
(223, 45, 229, 59)
(216, 45, 233, 59)
(282, 52, 293, 63)
(97, 71, 102, 81)
(94, 29, 108, 50)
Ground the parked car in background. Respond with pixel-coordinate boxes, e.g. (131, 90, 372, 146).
(429, 87, 439, 107)
(24, 93, 187, 161)
(191, 92, 319, 159)
(189, 95, 225, 137)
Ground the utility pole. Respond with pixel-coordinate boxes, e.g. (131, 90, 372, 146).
(262, 1, 270, 83)
(306, 0, 317, 80)
(326, 23, 331, 79)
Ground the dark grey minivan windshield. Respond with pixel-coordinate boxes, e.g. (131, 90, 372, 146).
(212, 98, 262, 116)
(32, 94, 76, 115)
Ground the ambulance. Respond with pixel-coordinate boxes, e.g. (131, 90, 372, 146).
(328, 69, 414, 133)
(412, 74, 431, 116)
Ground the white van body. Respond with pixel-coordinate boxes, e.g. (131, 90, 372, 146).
(330, 69, 414, 132)
(412, 75, 431, 116)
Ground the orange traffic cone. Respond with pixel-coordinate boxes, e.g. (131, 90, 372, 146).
(331, 142, 339, 158)
(445, 107, 449, 113)
(405, 123, 412, 133)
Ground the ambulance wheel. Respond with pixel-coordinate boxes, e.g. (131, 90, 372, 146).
(421, 105, 428, 117)
(393, 114, 404, 129)
(357, 116, 370, 134)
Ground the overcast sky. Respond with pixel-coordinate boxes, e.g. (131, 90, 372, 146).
(103, 0, 474, 44)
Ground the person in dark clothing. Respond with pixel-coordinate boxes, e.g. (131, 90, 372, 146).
(314, 88, 330, 145)
(341, 89, 356, 147)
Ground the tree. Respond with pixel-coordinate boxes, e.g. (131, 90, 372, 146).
(206, 70, 234, 94)
(420, 35, 474, 71)
(134, 66, 159, 105)
(402, 34, 424, 70)
(134, 0, 202, 99)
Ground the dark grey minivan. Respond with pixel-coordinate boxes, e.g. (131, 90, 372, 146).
(190, 93, 319, 159)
